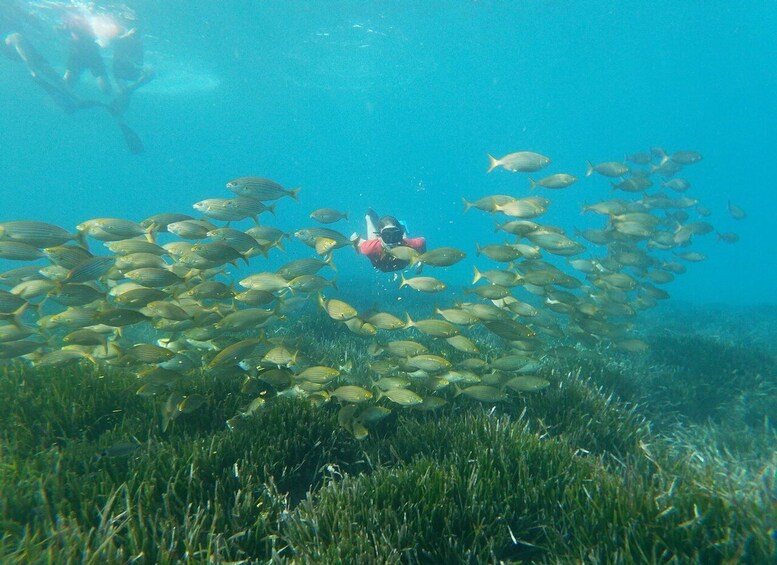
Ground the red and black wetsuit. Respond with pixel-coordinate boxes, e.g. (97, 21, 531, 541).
(358, 237, 426, 272)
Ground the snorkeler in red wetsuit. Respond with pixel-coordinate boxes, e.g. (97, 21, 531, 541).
(353, 210, 426, 272)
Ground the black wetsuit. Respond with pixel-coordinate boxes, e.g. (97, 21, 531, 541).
(112, 31, 143, 82)
(65, 30, 107, 81)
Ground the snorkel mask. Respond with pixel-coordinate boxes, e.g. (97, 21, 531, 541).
(380, 225, 404, 246)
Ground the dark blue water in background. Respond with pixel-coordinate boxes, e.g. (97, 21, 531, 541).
(1, 1, 775, 306)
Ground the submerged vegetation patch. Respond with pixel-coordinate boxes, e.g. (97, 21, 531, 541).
(1, 311, 775, 563)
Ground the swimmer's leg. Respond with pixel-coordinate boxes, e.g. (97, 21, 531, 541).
(95, 73, 112, 95)
(109, 68, 155, 116)
(366, 208, 380, 240)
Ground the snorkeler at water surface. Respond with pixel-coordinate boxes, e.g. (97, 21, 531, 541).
(108, 27, 155, 115)
(61, 12, 112, 94)
(352, 209, 426, 272)
(2, 2, 152, 153)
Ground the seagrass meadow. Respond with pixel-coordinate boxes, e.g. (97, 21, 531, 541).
(1, 304, 775, 564)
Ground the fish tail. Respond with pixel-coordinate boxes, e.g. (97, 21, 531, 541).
(4, 301, 30, 328)
(472, 266, 482, 284)
(486, 154, 499, 173)
(585, 161, 594, 177)
(528, 178, 537, 190)
(75, 229, 90, 251)
(289, 187, 302, 201)
(462, 197, 472, 213)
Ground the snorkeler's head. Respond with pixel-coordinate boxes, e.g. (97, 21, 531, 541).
(378, 216, 404, 246)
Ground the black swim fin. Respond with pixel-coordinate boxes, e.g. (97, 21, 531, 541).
(118, 122, 144, 154)
(29, 74, 80, 113)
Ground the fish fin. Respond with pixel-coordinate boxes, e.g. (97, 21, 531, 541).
(486, 154, 499, 173)
(0, 304, 26, 328)
(15, 301, 31, 327)
(250, 243, 268, 259)
(75, 230, 90, 251)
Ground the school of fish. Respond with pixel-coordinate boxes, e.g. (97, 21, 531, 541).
(0, 147, 744, 437)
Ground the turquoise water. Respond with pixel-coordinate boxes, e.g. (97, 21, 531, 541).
(1, 0, 775, 305)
